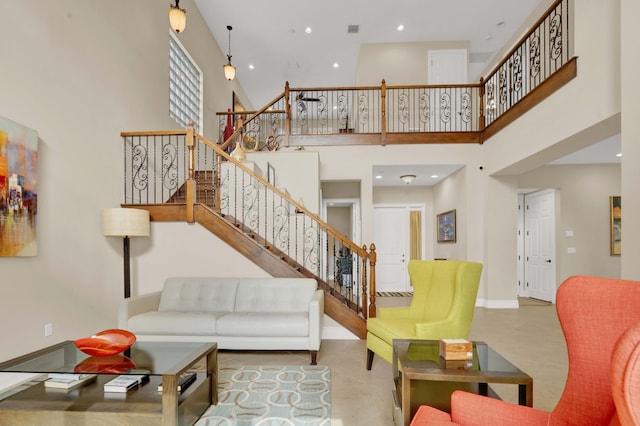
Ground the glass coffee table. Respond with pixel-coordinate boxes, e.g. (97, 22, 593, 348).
(393, 339, 532, 426)
(0, 341, 217, 426)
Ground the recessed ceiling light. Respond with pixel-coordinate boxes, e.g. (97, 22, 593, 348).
(333, 62, 339, 68)
(397, 24, 404, 31)
(248, 64, 255, 70)
(431, 174, 439, 179)
(616, 152, 622, 157)
(305, 27, 312, 34)
(375, 174, 383, 179)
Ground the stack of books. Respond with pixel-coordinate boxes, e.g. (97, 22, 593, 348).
(157, 372, 197, 393)
(45, 373, 97, 391)
(103, 374, 149, 393)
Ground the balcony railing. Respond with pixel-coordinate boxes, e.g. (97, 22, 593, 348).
(217, 0, 573, 149)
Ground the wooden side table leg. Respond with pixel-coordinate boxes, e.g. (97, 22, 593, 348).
(520, 381, 533, 407)
(402, 374, 411, 426)
(207, 347, 218, 404)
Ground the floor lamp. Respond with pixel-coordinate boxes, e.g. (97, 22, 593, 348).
(102, 208, 150, 298)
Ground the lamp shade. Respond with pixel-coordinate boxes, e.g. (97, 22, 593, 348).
(400, 174, 416, 184)
(224, 63, 236, 81)
(169, 7, 186, 33)
(102, 208, 150, 237)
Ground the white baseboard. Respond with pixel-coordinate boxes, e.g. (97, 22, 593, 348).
(476, 298, 519, 309)
(321, 326, 359, 340)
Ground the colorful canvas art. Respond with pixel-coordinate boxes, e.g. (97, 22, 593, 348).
(0, 116, 38, 256)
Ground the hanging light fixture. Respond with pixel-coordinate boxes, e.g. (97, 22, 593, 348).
(168, 0, 186, 33)
(223, 25, 236, 81)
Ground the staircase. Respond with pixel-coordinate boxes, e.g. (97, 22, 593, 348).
(117, 0, 578, 341)
(120, 128, 374, 338)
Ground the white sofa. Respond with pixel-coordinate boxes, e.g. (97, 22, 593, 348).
(118, 277, 324, 364)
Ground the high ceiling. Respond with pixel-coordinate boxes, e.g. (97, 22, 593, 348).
(192, 1, 621, 186)
(194, 0, 544, 109)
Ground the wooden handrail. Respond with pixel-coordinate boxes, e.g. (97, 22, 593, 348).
(121, 130, 187, 137)
(195, 131, 369, 258)
(219, 92, 287, 152)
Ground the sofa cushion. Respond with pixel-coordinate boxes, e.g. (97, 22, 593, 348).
(158, 277, 239, 313)
(128, 311, 224, 335)
(217, 312, 310, 337)
(233, 278, 316, 312)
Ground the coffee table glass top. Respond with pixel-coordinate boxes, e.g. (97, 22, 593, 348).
(393, 339, 530, 381)
(0, 341, 214, 376)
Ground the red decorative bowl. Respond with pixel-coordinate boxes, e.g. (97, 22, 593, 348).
(74, 355, 136, 374)
(74, 329, 136, 357)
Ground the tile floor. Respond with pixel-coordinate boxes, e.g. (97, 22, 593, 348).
(217, 298, 567, 426)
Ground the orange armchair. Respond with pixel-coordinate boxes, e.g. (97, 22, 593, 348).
(610, 319, 640, 425)
(410, 275, 640, 426)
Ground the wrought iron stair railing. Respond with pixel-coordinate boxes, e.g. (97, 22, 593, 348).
(120, 126, 379, 325)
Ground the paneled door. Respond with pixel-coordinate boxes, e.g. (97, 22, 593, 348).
(373, 206, 410, 292)
(524, 189, 556, 303)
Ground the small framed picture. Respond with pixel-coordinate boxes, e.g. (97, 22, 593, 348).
(437, 209, 456, 243)
(610, 196, 621, 256)
(267, 163, 275, 186)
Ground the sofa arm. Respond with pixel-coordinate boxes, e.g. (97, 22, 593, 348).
(308, 289, 324, 350)
(118, 291, 162, 329)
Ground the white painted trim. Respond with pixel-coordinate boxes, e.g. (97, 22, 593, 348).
(475, 298, 520, 309)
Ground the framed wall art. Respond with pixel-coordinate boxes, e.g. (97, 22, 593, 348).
(0, 115, 38, 256)
(610, 195, 621, 256)
(437, 209, 456, 243)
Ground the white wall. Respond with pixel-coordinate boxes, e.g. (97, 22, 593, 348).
(480, 0, 625, 302)
(519, 164, 621, 281)
(620, 0, 640, 279)
(357, 41, 469, 85)
(0, 0, 246, 360)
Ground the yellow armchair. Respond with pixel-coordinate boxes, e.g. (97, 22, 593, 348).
(366, 260, 483, 369)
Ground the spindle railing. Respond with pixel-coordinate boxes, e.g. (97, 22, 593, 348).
(216, 0, 572, 149)
(121, 126, 378, 320)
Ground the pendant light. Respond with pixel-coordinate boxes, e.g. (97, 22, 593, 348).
(168, 0, 186, 33)
(223, 25, 236, 81)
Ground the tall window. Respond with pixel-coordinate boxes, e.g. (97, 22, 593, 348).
(169, 32, 202, 132)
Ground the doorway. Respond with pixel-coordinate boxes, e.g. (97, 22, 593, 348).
(518, 189, 557, 303)
(373, 204, 425, 293)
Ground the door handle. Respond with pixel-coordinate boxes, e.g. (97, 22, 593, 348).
(545, 259, 552, 263)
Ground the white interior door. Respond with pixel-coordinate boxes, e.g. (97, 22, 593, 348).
(524, 189, 556, 303)
(517, 194, 528, 297)
(373, 206, 410, 292)
(427, 49, 468, 84)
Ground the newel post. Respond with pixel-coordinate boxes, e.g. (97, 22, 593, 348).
(380, 80, 387, 146)
(186, 121, 195, 223)
(284, 81, 291, 147)
(368, 243, 377, 318)
(479, 77, 486, 133)
(361, 245, 369, 317)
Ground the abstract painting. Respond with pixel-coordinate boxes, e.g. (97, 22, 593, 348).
(437, 209, 456, 243)
(0, 116, 38, 256)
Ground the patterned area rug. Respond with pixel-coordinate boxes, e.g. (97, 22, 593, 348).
(376, 291, 413, 297)
(196, 365, 331, 425)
